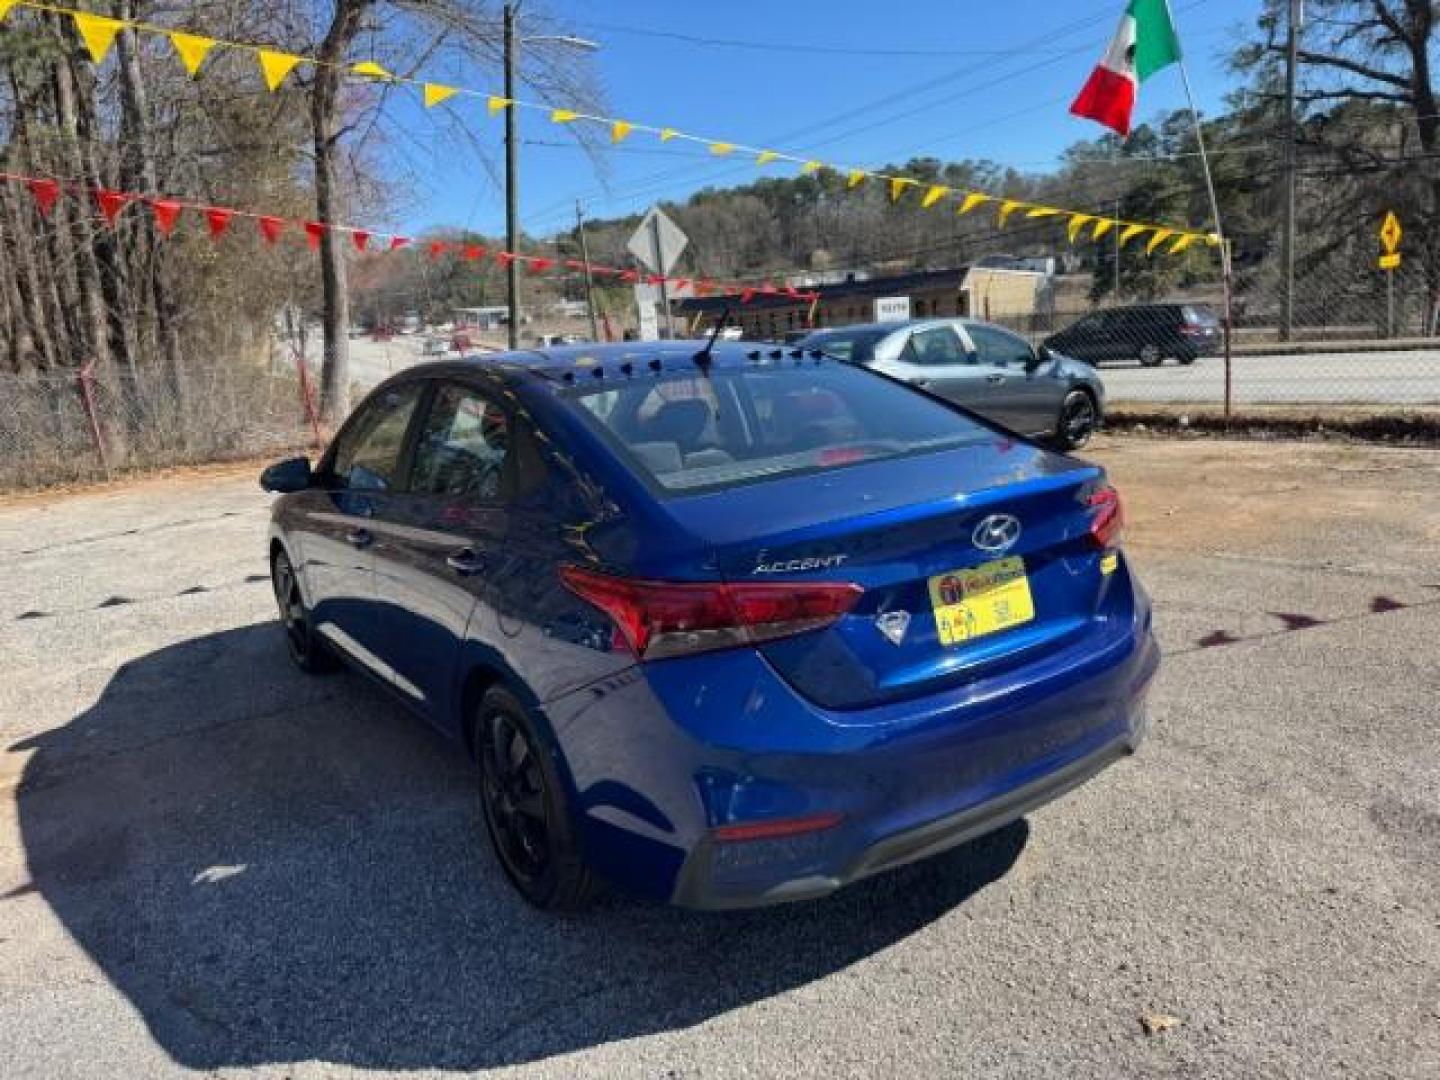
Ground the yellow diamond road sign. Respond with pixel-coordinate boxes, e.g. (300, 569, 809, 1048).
(1380, 212, 1402, 254)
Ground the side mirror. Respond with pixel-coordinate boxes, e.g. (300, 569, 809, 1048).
(260, 456, 313, 493)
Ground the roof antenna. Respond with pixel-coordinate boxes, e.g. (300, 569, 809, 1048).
(692, 305, 730, 372)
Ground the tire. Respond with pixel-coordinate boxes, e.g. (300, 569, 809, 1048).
(1055, 390, 1099, 451)
(1177, 352, 1197, 366)
(474, 686, 598, 911)
(271, 548, 335, 674)
(1138, 344, 1164, 367)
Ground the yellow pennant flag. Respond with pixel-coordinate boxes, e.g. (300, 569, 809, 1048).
(551, 108, 579, 123)
(0, 0, 18, 22)
(998, 200, 1023, 227)
(957, 192, 990, 216)
(352, 60, 393, 80)
(888, 177, 915, 203)
(1206, 233, 1223, 247)
(74, 12, 125, 65)
(709, 142, 735, 155)
(659, 127, 678, 142)
(800, 160, 823, 174)
(611, 120, 633, 143)
(756, 150, 779, 166)
(258, 49, 302, 91)
(1066, 214, 1094, 243)
(1170, 233, 1199, 255)
(921, 185, 949, 209)
(847, 169, 867, 188)
(423, 83, 458, 108)
(1120, 223, 1148, 247)
(1146, 228, 1175, 255)
(1026, 207, 1060, 219)
(487, 96, 513, 116)
(169, 32, 215, 76)
(1092, 218, 1116, 241)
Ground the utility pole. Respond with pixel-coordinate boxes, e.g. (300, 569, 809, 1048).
(575, 201, 600, 341)
(503, 2, 520, 349)
(1280, 0, 1301, 342)
(650, 212, 674, 338)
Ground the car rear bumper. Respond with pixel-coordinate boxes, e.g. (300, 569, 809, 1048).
(547, 573, 1158, 909)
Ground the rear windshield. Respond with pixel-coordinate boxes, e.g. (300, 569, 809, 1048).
(1182, 305, 1220, 326)
(568, 361, 992, 494)
(803, 329, 889, 364)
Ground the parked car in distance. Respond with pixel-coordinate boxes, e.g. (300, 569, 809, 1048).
(263, 343, 1157, 911)
(799, 318, 1106, 450)
(1043, 303, 1221, 367)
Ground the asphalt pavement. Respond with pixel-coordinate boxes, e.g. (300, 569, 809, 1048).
(1, 437, 1437, 1078)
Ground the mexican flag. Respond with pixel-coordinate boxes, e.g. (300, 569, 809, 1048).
(1070, 0, 1182, 137)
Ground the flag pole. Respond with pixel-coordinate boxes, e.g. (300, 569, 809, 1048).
(1164, 0, 1235, 417)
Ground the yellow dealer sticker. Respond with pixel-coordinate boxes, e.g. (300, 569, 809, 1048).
(928, 556, 1035, 646)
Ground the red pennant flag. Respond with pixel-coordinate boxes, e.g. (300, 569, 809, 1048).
(303, 221, 326, 250)
(148, 198, 182, 236)
(527, 257, 554, 274)
(351, 230, 370, 252)
(204, 207, 232, 240)
(389, 236, 409, 251)
(28, 178, 61, 218)
(564, 259, 587, 271)
(94, 189, 130, 228)
(740, 288, 756, 304)
(495, 251, 517, 267)
(619, 270, 639, 283)
(427, 240, 448, 259)
(463, 244, 485, 261)
(257, 215, 285, 245)
(695, 279, 714, 296)
(671, 278, 691, 292)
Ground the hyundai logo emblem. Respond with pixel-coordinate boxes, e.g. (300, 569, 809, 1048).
(972, 513, 1022, 554)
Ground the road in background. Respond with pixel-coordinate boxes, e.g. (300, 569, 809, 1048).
(1102, 349, 1440, 406)
(1, 437, 1437, 1078)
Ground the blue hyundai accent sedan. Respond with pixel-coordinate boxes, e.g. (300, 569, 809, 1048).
(262, 342, 1158, 911)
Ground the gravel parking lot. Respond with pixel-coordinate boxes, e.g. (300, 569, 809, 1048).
(1, 436, 1438, 1079)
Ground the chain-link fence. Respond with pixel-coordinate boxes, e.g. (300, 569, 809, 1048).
(976, 259, 1440, 413)
(0, 360, 317, 489)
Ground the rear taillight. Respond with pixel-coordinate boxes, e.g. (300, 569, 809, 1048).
(559, 566, 864, 661)
(1087, 484, 1125, 549)
(1179, 322, 1207, 336)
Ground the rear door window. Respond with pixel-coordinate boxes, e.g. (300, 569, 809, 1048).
(409, 382, 513, 501)
(901, 326, 969, 367)
(569, 361, 992, 494)
(965, 324, 1035, 367)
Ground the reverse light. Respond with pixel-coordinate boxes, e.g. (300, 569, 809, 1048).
(1087, 483, 1125, 549)
(559, 566, 863, 660)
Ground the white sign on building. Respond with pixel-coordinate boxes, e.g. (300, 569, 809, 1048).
(874, 296, 911, 323)
(634, 284, 661, 341)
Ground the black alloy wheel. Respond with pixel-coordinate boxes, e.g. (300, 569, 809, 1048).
(1057, 390, 1098, 451)
(475, 687, 597, 911)
(272, 549, 332, 673)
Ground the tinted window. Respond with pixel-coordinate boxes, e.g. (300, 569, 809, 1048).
(901, 326, 968, 367)
(331, 383, 424, 491)
(410, 383, 511, 501)
(569, 362, 992, 494)
(966, 324, 1035, 367)
(1183, 305, 1220, 326)
(805, 329, 889, 364)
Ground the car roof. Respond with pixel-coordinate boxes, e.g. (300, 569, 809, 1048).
(805, 317, 1023, 338)
(379, 341, 832, 390)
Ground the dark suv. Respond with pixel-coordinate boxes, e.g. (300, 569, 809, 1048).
(1044, 304, 1221, 367)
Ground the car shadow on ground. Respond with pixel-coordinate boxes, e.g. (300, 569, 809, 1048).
(11, 623, 1028, 1072)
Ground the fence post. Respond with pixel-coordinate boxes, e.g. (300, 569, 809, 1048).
(75, 361, 110, 478)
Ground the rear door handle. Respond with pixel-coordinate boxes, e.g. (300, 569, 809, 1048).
(446, 548, 487, 576)
(345, 528, 373, 548)
(986, 374, 1006, 384)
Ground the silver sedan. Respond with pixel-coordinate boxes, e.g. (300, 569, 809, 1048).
(799, 319, 1106, 451)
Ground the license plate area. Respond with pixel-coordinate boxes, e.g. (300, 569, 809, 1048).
(928, 556, 1035, 646)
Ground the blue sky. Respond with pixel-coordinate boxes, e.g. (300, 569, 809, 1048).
(391, 0, 1259, 238)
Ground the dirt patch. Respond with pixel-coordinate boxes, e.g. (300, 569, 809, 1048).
(1106, 405, 1440, 446)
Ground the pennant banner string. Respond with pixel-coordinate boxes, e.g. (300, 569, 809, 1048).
(0, 0, 1217, 253)
(0, 169, 820, 304)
